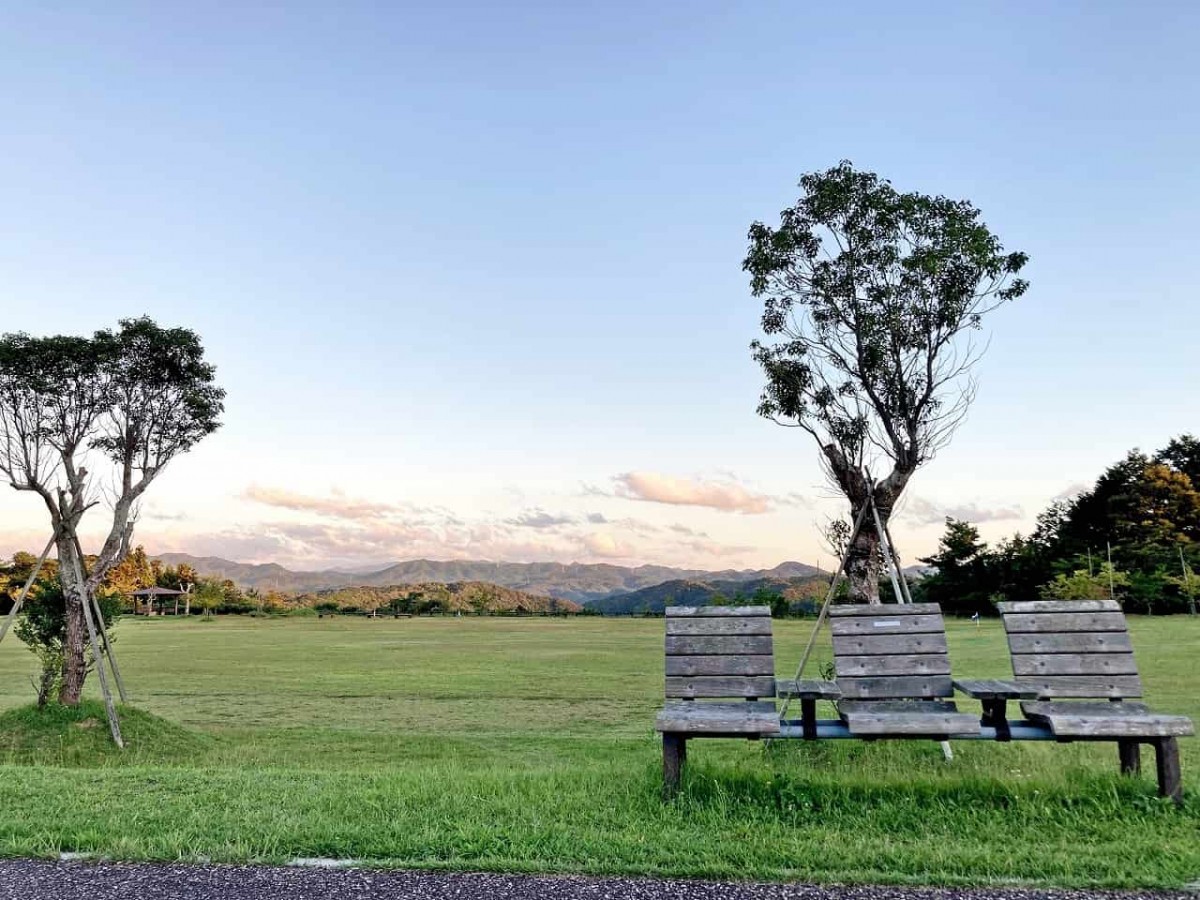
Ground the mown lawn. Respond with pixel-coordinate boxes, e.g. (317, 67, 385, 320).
(0, 615, 1196, 887)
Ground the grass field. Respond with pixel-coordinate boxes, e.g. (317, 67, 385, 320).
(0, 615, 1196, 887)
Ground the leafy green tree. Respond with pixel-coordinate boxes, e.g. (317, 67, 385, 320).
(0, 318, 223, 704)
(745, 162, 1028, 602)
(916, 519, 994, 615)
(1040, 563, 1130, 603)
(15, 578, 120, 707)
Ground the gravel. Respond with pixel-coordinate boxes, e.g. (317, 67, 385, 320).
(0, 860, 1193, 900)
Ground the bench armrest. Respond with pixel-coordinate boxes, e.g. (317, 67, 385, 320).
(953, 678, 1040, 700)
(776, 679, 842, 700)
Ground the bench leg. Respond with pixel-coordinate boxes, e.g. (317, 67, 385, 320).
(1153, 737, 1182, 806)
(663, 733, 686, 798)
(1118, 739, 1141, 776)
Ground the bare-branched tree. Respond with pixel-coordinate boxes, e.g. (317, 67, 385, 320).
(744, 162, 1029, 603)
(0, 317, 224, 702)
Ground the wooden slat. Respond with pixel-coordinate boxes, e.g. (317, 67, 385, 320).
(1021, 701, 1195, 738)
(1011, 653, 1139, 676)
(775, 679, 842, 699)
(665, 635, 773, 656)
(829, 614, 944, 636)
(834, 654, 950, 678)
(1013, 674, 1143, 698)
(1003, 612, 1127, 633)
(665, 606, 770, 618)
(666, 617, 773, 636)
(1007, 632, 1134, 654)
(952, 678, 1040, 700)
(829, 603, 943, 617)
(666, 676, 777, 699)
(666, 655, 775, 677)
(838, 700, 978, 736)
(996, 599, 1121, 614)
(837, 675, 953, 699)
(655, 700, 779, 735)
(832, 633, 948, 656)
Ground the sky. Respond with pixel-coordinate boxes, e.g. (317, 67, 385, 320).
(1, 1, 1197, 573)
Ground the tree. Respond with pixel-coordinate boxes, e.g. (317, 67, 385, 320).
(0, 318, 224, 704)
(745, 162, 1029, 602)
(916, 518, 993, 615)
(1041, 563, 1130, 603)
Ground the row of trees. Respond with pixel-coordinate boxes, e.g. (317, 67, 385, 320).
(916, 435, 1200, 615)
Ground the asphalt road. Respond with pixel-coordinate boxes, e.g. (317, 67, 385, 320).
(0, 861, 1193, 900)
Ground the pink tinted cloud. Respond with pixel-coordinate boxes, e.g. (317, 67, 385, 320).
(614, 472, 772, 514)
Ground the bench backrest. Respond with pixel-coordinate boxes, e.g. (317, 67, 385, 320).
(830, 602, 953, 699)
(997, 599, 1142, 698)
(664, 606, 776, 700)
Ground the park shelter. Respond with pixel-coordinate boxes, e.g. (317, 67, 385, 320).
(130, 586, 184, 616)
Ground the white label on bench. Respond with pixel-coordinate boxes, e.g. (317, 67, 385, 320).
(873, 621, 901, 628)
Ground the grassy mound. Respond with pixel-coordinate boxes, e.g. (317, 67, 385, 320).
(0, 700, 212, 767)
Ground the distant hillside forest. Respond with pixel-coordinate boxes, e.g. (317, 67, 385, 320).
(914, 435, 1200, 616)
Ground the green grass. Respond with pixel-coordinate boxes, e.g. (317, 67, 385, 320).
(0, 615, 1197, 886)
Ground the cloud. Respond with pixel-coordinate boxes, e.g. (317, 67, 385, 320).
(668, 523, 709, 538)
(241, 485, 404, 521)
(898, 496, 1024, 526)
(612, 472, 773, 514)
(586, 512, 608, 524)
(505, 509, 575, 529)
(1052, 482, 1089, 502)
(581, 532, 636, 559)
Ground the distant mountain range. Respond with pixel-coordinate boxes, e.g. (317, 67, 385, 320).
(152, 554, 823, 605)
(589, 573, 830, 616)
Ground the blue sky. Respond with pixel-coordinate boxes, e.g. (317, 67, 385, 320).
(1, 2, 1197, 571)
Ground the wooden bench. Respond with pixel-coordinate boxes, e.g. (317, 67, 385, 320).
(785, 603, 979, 739)
(995, 599, 1194, 803)
(654, 606, 779, 793)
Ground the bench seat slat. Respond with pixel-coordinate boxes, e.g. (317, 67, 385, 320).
(665, 655, 775, 677)
(666, 617, 773, 636)
(996, 599, 1120, 614)
(1021, 701, 1195, 738)
(666, 676, 776, 698)
(837, 675, 953, 699)
(665, 635, 773, 656)
(832, 633, 948, 656)
(655, 700, 780, 735)
(838, 700, 979, 736)
(829, 603, 943, 617)
(1014, 675, 1143, 698)
(1003, 612, 1128, 633)
(1011, 653, 1139, 676)
(1007, 632, 1133, 654)
(834, 654, 951, 678)
(665, 606, 770, 618)
(830, 614, 943, 636)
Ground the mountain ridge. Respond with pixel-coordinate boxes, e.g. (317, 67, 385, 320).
(151, 553, 823, 604)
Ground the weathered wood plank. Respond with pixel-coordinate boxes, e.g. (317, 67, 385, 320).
(666, 676, 777, 698)
(666, 617, 773, 636)
(829, 614, 944, 636)
(832, 633, 948, 656)
(665, 635, 773, 656)
(665, 606, 770, 618)
(1002, 612, 1128, 633)
(665, 655, 775, 677)
(1012, 674, 1143, 698)
(1021, 701, 1195, 737)
(996, 599, 1121, 614)
(1007, 632, 1134, 654)
(834, 654, 951, 678)
(952, 678, 1040, 699)
(836, 675, 954, 699)
(838, 700, 978, 736)
(775, 679, 842, 699)
(654, 700, 780, 735)
(829, 603, 943, 617)
(1011, 653, 1139, 676)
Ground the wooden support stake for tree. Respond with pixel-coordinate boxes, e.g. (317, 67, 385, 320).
(0, 535, 55, 647)
(70, 532, 128, 703)
(69, 554, 123, 749)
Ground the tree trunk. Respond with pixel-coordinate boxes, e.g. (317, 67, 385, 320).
(846, 505, 882, 604)
(56, 535, 89, 705)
